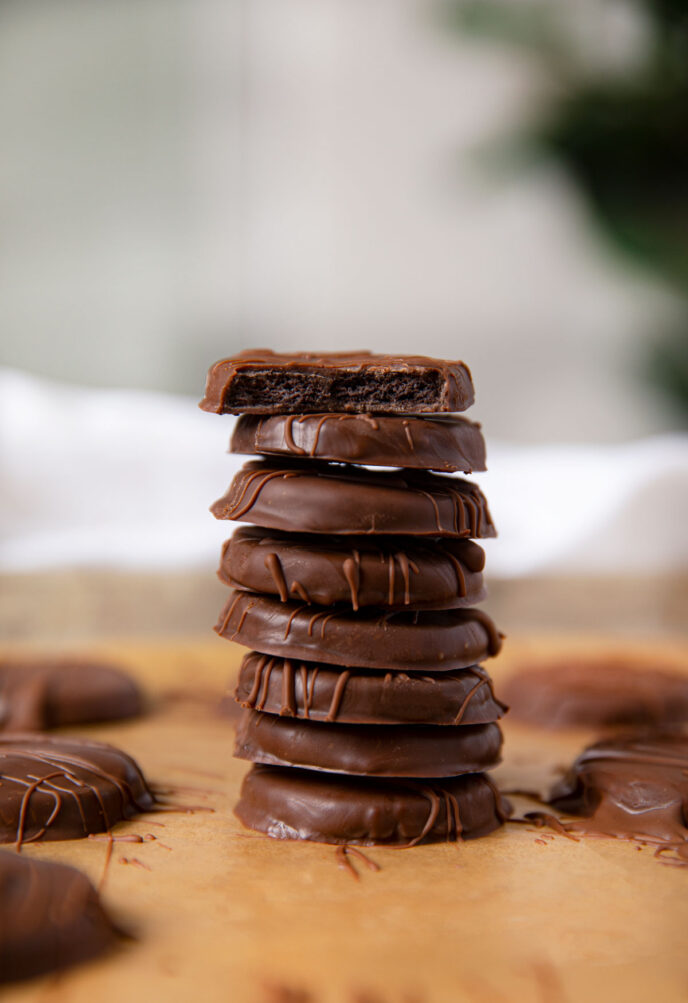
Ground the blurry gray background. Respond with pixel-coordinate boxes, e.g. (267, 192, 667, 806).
(2, 0, 683, 442)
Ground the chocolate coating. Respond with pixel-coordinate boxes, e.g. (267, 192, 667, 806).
(235, 765, 510, 845)
(216, 591, 503, 670)
(236, 710, 502, 777)
(0, 657, 142, 733)
(0, 735, 155, 845)
(503, 660, 688, 729)
(550, 733, 688, 852)
(230, 413, 486, 472)
(220, 527, 486, 610)
(211, 461, 496, 538)
(200, 350, 475, 415)
(0, 851, 118, 984)
(236, 651, 507, 725)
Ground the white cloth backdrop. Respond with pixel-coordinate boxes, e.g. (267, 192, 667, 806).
(2, 369, 687, 577)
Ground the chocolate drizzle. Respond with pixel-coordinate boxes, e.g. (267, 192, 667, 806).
(392, 780, 466, 848)
(336, 844, 381, 880)
(283, 415, 306, 455)
(264, 552, 289, 602)
(342, 556, 361, 609)
(452, 667, 493, 725)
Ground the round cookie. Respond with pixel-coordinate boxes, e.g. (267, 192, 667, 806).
(0, 657, 142, 733)
(211, 461, 496, 538)
(216, 592, 503, 671)
(235, 765, 510, 846)
(236, 652, 506, 725)
(220, 527, 486, 610)
(503, 659, 688, 729)
(0, 851, 118, 984)
(230, 413, 487, 473)
(235, 710, 502, 777)
(0, 735, 155, 845)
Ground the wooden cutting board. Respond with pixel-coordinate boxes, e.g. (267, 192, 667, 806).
(4, 633, 688, 1003)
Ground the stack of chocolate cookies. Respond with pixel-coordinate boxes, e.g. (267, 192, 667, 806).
(201, 350, 509, 847)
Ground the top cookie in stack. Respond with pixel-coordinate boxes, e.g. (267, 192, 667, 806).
(199, 349, 476, 415)
(201, 350, 509, 847)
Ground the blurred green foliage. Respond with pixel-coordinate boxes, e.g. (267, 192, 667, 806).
(446, 0, 688, 421)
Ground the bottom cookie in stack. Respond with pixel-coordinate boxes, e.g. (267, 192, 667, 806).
(232, 650, 510, 846)
(236, 767, 508, 847)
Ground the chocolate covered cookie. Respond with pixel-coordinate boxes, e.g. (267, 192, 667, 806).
(220, 527, 486, 610)
(0, 851, 119, 984)
(235, 765, 510, 845)
(200, 350, 475, 415)
(0, 735, 154, 845)
(216, 591, 503, 670)
(503, 660, 688, 729)
(230, 413, 486, 472)
(236, 652, 506, 725)
(0, 657, 142, 733)
(211, 461, 496, 538)
(235, 710, 502, 777)
(550, 732, 688, 848)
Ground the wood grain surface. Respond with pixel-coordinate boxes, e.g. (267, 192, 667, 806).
(3, 633, 688, 1003)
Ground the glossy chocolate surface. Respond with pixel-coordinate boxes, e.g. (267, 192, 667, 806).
(220, 527, 486, 610)
(236, 651, 506, 725)
(0, 735, 155, 845)
(550, 732, 688, 857)
(200, 350, 475, 415)
(0, 851, 118, 984)
(216, 591, 503, 670)
(503, 660, 688, 728)
(230, 413, 486, 472)
(0, 657, 142, 733)
(211, 461, 496, 538)
(235, 710, 502, 777)
(235, 765, 510, 845)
